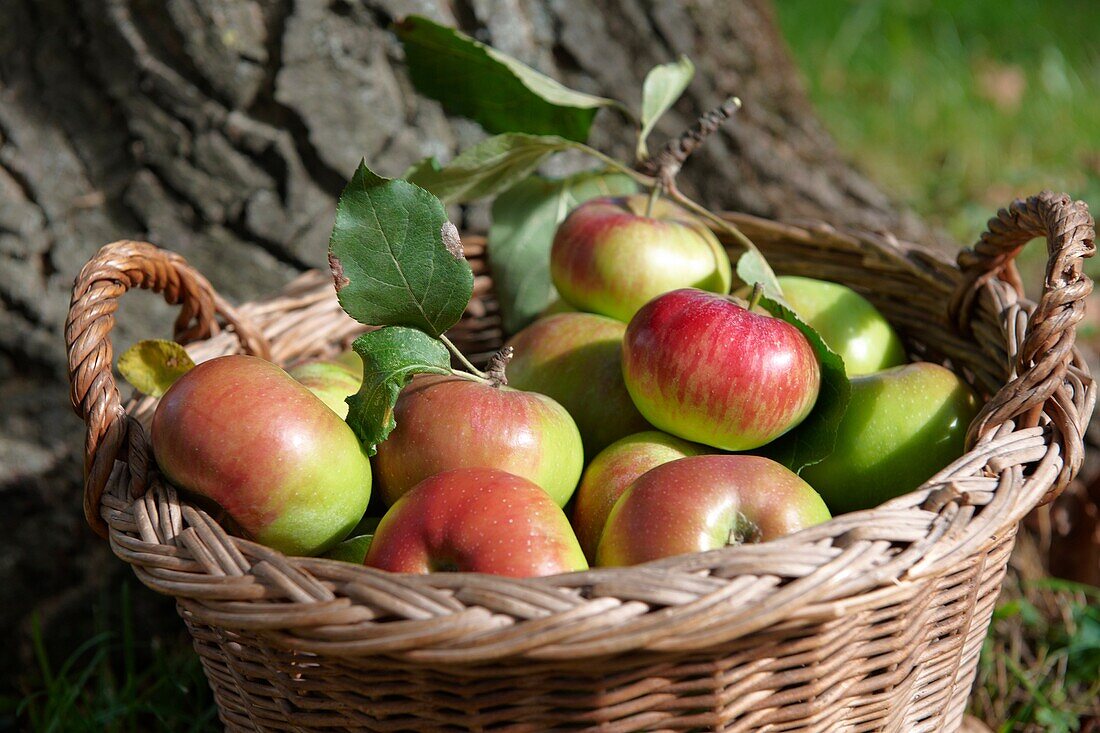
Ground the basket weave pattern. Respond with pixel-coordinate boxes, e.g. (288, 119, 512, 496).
(65, 192, 1094, 731)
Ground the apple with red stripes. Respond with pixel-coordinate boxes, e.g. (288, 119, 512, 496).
(366, 468, 587, 577)
(597, 455, 830, 566)
(152, 355, 372, 557)
(550, 195, 732, 323)
(621, 288, 821, 451)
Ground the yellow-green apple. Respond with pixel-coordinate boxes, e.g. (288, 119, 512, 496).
(289, 359, 361, 418)
(597, 455, 830, 566)
(550, 195, 732, 322)
(506, 313, 651, 457)
(622, 288, 821, 451)
(800, 362, 979, 513)
(365, 468, 588, 577)
(333, 348, 363, 374)
(151, 355, 372, 556)
(571, 431, 707, 560)
(776, 276, 906, 376)
(373, 375, 583, 507)
(541, 297, 576, 316)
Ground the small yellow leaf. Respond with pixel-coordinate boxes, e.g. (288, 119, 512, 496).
(117, 339, 195, 397)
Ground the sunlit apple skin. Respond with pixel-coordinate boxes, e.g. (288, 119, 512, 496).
(801, 363, 979, 514)
(550, 195, 732, 322)
(289, 360, 361, 418)
(152, 355, 372, 556)
(622, 288, 821, 451)
(365, 468, 588, 577)
(597, 455, 830, 566)
(777, 276, 907, 376)
(571, 431, 707, 560)
(506, 313, 651, 457)
(374, 375, 584, 507)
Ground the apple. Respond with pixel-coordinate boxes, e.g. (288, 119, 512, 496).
(333, 348, 363, 374)
(152, 355, 372, 556)
(541, 297, 576, 316)
(365, 468, 588, 577)
(289, 359, 361, 418)
(505, 312, 651, 457)
(776, 276, 906, 376)
(622, 288, 821, 451)
(550, 195, 732, 322)
(597, 455, 830, 566)
(373, 375, 584, 507)
(571, 431, 707, 560)
(800, 362, 979, 514)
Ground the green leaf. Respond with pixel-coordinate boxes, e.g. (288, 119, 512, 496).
(489, 171, 638, 333)
(396, 15, 619, 142)
(405, 133, 579, 204)
(754, 294, 851, 473)
(637, 56, 694, 160)
(323, 533, 374, 564)
(117, 339, 195, 398)
(344, 327, 452, 455)
(735, 250, 784, 302)
(329, 162, 474, 336)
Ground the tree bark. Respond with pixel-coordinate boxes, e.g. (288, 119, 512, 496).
(0, 0, 939, 672)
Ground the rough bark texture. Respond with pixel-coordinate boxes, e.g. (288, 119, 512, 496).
(0, 0, 938, 675)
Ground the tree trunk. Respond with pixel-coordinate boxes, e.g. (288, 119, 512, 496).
(0, 0, 939, 672)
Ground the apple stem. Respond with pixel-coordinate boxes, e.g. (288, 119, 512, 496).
(440, 334, 491, 381)
(644, 184, 662, 218)
(638, 96, 741, 181)
(485, 346, 514, 388)
(747, 283, 764, 311)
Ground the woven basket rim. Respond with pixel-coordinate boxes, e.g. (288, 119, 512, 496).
(65, 191, 1095, 662)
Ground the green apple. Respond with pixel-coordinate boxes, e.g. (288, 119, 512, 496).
(289, 359, 361, 418)
(776, 276, 906, 376)
(571, 431, 707, 560)
(800, 362, 979, 513)
(506, 312, 651, 457)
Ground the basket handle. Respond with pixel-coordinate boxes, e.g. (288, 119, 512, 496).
(65, 241, 270, 537)
(949, 191, 1095, 501)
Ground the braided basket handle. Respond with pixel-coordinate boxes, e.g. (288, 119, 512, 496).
(950, 191, 1095, 502)
(65, 241, 270, 537)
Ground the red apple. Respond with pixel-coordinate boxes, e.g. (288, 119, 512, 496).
(550, 195, 732, 322)
(506, 312, 651, 457)
(597, 455, 830, 566)
(152, 355, 372, 556)
(373, 375, 584, 507)
(622, 288, 821, 451)
(571, 431, 708, 560)
(365, 468, 588, 577)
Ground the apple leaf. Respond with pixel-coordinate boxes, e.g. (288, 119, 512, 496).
(328, 162, 473, 336)
(405, 134, 580, 204)
(117, 339, 195, 397)
(323, 533, 374, 564)
(754, 294, 851, 474)
(344, 327, 452, 455)
(637, 56, 694, 160)
(489, 171, 638, 333)
(396, 15, 619, 142)
(735, 249, 784, 303)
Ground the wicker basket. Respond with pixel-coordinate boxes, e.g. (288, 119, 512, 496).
(65, 191, 1094, 732)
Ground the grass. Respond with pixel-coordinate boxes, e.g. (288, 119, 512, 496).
(1, 583, 218, 733)
(774, 0, 1100, 251)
